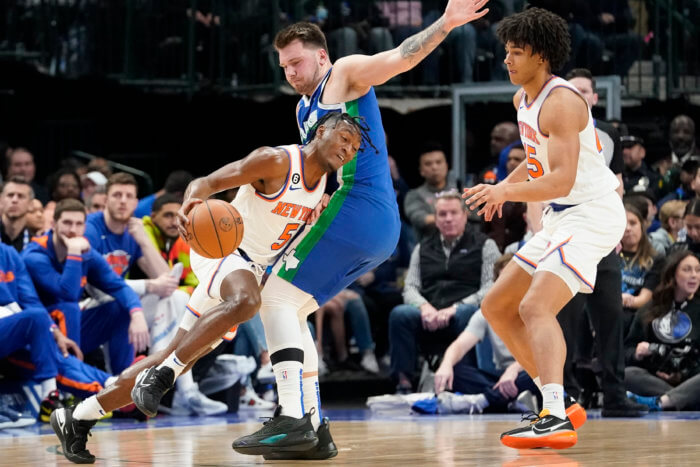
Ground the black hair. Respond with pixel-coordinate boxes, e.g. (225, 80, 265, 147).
(497, 7, 571, 73)
(152, 193, 183, 214)
(644, 250, 699, 325)
(418, 141, 446, 158)
(685, 198, 700, 218)
(164, 170, 194, 194)
(565, 68, 596, 90)
(308, 112, 377, 154)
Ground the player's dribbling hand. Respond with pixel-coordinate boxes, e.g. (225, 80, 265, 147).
(177, 198, 204, 240)
(444, 0, 490, 31)
(462, 184, 505, 221)
(434, 364, 454, 393)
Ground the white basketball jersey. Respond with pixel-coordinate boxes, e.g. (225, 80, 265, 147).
(517, 76, 619, 205)
(231, 144, 326, 265)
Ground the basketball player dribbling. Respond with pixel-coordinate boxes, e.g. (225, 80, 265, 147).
(463, 8, 625, 449)
(231, 0, 491, 460)
(50, 113, 367, 464)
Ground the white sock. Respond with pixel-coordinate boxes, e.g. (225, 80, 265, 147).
(533, 376, 542, 392)
(542, 383, 566, 419)
(157, 351, 186, 379)
(40, 378, 57, 398)
(272, 358, 304, 418)
(300, 317, 322, 430)
(73, 395, 107, 420)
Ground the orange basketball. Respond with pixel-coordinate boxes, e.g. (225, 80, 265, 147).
(186, 199, 244, 259)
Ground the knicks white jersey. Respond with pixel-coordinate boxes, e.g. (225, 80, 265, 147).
(517, 76, 619, 205)
(231, 144, 326, 265)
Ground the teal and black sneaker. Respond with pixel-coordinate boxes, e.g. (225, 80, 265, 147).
(263, 416, 338, 460)
(231, 406, 318, 456)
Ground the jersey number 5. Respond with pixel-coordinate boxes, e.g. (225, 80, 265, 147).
(525, 144, 544, 179)
(272, 223, 300, 251)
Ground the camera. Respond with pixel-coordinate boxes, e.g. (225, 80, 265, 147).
(648, 339, 700, 381)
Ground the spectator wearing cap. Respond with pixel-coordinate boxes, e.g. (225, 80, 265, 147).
(622, 135, 661, 199)
(404, 142, 456, 241)
(133, 170, 193, 218)
(81, 171, 108, 201)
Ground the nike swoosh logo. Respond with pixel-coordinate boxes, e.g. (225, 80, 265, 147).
(289, 186, 301, 191)
(56, 409, 66, 432)
(532, 421, 570, 434)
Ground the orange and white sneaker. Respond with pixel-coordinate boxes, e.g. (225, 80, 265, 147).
(500, 409, 578, 450)
(564, 396, 587, 430)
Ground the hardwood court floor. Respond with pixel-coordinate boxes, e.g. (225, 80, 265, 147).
(2, 412, 700, 466)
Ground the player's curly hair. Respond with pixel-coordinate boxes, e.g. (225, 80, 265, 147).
(496, 7, 571, 73)
(309, 112, 377, 154)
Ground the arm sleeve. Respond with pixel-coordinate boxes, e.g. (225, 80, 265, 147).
(87, 254, 143, 313)
(11, 249, 45, 309)
(402, 244, 428, 307)
(460, 239, 500, 307)
(464, 309, 488, 342)
(23, 251, 84, 302)
(404, 189, 432, 230)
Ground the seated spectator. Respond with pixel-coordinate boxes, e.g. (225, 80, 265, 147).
(85, 186, 106, 214)
(42, 168, 83, 234)
(668, 198, 700, 257)
(0, 177, 33, 252)
(0, 240, 114, 422)
(670, 115, 700, 165)
(5, 147, 49, 204)
(650, 200, 687, 256)
(22, 199, 148, 374)
(489, 121, 520, 182)
(625, 250, 700, 411)
(80, 171, 108, 202)
(622, 135, 660, 200)
(657, 159, 698, 208)
(404, 142, 456, 241)
(620, 203, 660, 331)
(134, 170, 193, 218)
(315, 288, 379, 375)
(26, 198, 45, 236)
(389, 191, 500, 393)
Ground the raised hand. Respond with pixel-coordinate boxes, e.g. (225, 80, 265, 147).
(444, 0, 490, 31)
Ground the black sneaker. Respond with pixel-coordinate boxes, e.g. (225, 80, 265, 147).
(231, 406, 319, 456)
(263, 416, 338, 460)
(130, 366, 175, 417)
(50, 407, 97, 464)
(602, 397, 649, 417)
(500, 409, 578, 450)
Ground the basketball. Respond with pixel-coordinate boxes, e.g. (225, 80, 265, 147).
(186, 199, 244, 259)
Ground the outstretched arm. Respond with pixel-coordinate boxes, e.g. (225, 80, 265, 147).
(334, 0, 489, 89)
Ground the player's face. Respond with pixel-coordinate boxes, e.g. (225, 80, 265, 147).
(621, 210, 643, 251)
(278, 40, 326, 96)
(568, 77, 598, 108)
(503, 42, 544, 85)
(419, 151, 448, 186)
(675, 255, 700, 298)
(318, 122, 361, 172)
(55, 210, 86, 239)
(435, 198, 467, 239)
(106, 184, 138, 222)
(152, 202, 181, 240)
(0, 182, 32, 220)
(506, 147, 526, 174)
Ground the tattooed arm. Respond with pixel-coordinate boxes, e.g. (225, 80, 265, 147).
(331, 0, 489, 91)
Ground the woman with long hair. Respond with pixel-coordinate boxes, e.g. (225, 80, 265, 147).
(624, 250, 700, 411)
(620, 203, 659, 331)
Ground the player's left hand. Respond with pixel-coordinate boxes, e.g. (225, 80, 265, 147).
(129, 311, 150, 353)
(444, 0, 490, 31)
(127, 217, 149, 244)
(53, 328, 84, 360)
(462, 184, 506, 221)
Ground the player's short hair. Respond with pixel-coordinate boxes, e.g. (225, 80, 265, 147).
(418, 141, 446, 159)
(2, 175, 34, 199)
(310, 112, 377, 154)
(152, 193, 183, 214)
(497, 7, 571, 73)
(106, 172, 138, 195)
(565, 68, 596, 91)
(54, 198, 86, 221)
(274, 22, 328, 53)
